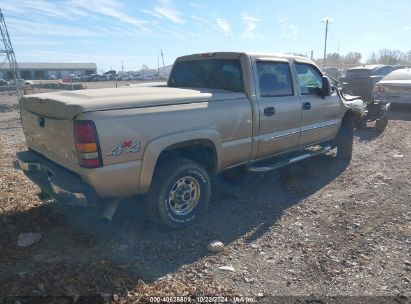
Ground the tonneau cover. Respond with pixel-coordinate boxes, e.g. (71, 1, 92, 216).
(20, 86, 246, 119)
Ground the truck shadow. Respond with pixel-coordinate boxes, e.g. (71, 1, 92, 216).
(0, 154, 349, 294)
(355, 127, 382, 142)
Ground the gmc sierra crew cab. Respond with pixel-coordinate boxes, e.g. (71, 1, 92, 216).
(17, 52, 358, 228)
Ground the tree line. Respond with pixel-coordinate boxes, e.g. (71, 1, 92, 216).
(314, 49, 411, 68)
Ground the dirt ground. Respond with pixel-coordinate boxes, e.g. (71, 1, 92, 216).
(0, 87, 410, 303)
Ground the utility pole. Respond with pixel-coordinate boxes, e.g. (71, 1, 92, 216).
(323, 18, 329, 69)
(310, 50, 313, 60)
(160, 49, 165, 72)
(336, 42, 340, 71)
(121, 61, 124, 72)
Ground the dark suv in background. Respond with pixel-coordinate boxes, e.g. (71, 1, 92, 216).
(340, 64, 393, 131)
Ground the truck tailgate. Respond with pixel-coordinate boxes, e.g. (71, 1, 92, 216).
(21, 107, 78, 171)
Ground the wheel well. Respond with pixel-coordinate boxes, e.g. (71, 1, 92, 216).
(342, 110, 358, 125)
(332, 110, 357, 147)
(155, 140, 217, 173)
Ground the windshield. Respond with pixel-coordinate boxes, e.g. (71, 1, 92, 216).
(168, 59, 244, 92)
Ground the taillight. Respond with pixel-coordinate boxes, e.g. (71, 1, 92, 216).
(74, 120, 102, 168)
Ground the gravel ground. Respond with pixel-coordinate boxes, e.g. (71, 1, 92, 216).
(0, 89, 410, 303)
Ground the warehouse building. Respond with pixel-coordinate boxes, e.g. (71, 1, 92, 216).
(0, 62, 97, 80)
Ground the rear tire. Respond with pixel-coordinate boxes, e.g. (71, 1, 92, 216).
(336, 116, 355, 160)
(375, 116, 388, 132)
(145, 158, 211, 229)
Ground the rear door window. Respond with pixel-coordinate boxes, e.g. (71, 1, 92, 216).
(256, 61, 293, 97)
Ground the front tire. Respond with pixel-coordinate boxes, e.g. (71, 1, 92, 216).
(375, 116, 388, 132)
(145, 158, 211, 229)
(336, 116, 355, 160)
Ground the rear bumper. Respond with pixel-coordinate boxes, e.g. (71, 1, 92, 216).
(16, 150, 98, 206)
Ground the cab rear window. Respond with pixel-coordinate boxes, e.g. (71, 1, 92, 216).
(168, 59, 244, 92)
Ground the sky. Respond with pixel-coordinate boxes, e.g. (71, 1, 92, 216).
(1, 0, 411, 72)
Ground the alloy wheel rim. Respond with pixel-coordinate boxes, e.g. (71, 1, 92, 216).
(168, 176, 201, 216)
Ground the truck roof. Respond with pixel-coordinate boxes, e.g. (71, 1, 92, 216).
(176, 51, 310, 62)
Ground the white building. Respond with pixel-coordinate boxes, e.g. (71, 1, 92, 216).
(0, 62, 97, 80)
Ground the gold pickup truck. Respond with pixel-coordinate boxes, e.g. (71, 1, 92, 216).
(17, 52, 359, 228)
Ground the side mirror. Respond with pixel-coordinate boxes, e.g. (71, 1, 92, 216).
(321, 76, 331, 98)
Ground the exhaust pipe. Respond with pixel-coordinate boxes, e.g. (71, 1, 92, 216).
(101, 199, 120, 223)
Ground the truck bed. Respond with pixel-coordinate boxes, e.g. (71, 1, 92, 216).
(19, 86, 247, 119)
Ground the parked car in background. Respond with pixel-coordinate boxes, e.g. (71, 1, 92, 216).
(135, 75, 144, 80)
(373, 68, 411, 105)
(0, 79, 9, 86)
(9, 79, 33, 86)
(81, 74, 92, 81)
(118, 74, 133, 81)
(323, 67, 338, 79)
(97, 75, 109, 81)
(86, 74, 99, 82)
(340, 64, 393, 131)
(340, 65, 394, 101)
(69, 74, 81, 82)
(142, 75, 159, 80)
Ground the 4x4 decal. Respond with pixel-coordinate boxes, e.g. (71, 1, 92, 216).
(107, 140, 141, 156)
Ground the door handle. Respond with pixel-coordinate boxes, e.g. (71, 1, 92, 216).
(264, 106, 275, 116)
(302, 102, 311, 110)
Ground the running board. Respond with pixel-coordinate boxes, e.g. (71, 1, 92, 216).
(247, 145, 332, 172)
